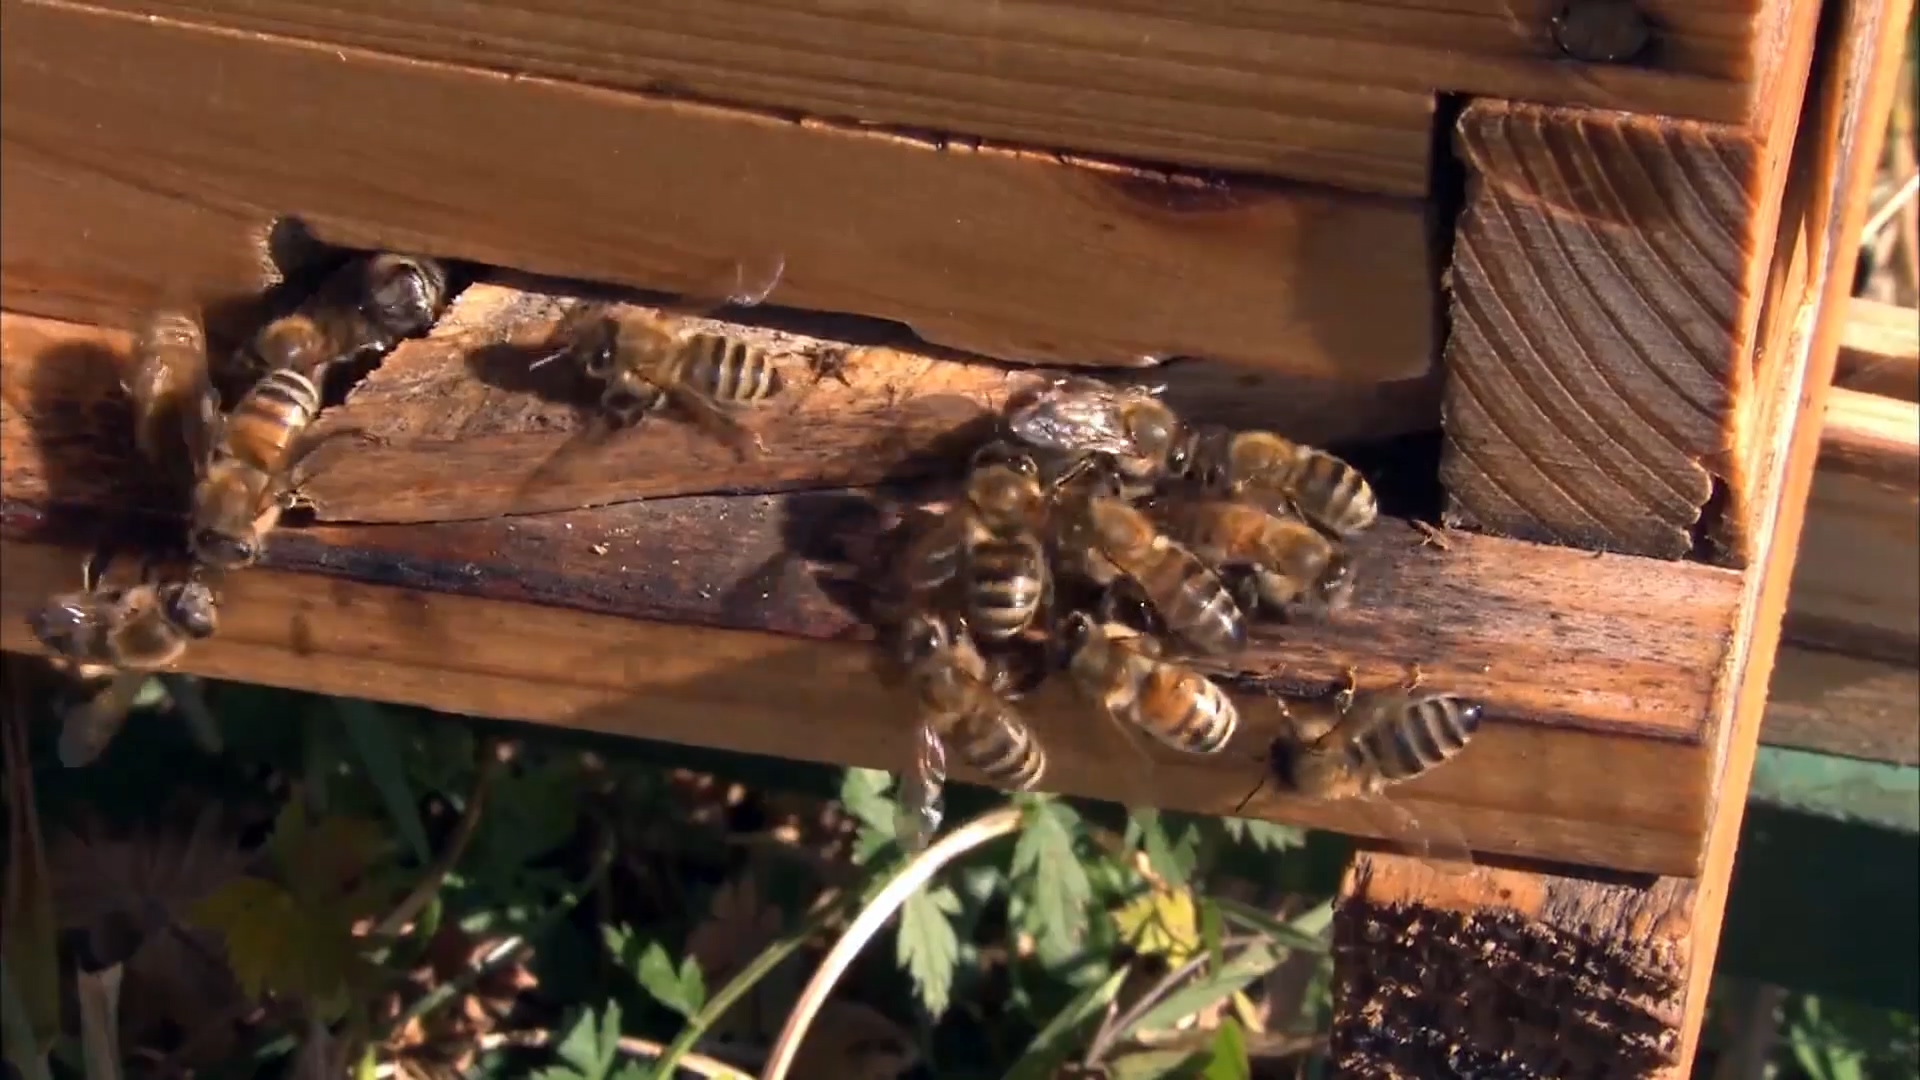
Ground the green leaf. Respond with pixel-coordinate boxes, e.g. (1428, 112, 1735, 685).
(1199, 898, 1224, 974)
(631, 941, 705, 1020)
(1001, 964, 1130, 1080)
(1012, 799, 1091, 957)
(1121, 942, 1284, 1041)
(896, 884, 961, 1017)
(1199, 1018, 1251, 1080)
(840, 767, 899, 834)
(1109, 1048, 1208, 1080)
(540, 1002, 623, 1080)
(1211, 897, 1330, 954)
(336, 698, 432, 865)
(1142, 814, 1203, 888)
(1218, 817, 1304, 854)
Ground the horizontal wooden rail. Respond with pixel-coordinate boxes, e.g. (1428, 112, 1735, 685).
(56, 0, 1817, 196)
(1836, 297, 1920, 400)
(0, 0, 1434, 381)
(0, 302, 1744, 875)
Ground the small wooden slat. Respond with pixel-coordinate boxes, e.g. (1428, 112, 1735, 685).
(0, 0, 1434, 381)
(1335, 0, 1912, 1071)
(1784, 388, 1920, 664)
(1763, 646, 1920, 766)
(1436, 0, 1822, 564)
(0, 287, 1445, 524)
(1836, 297, 1920, 400)
(71, 0, 1804, 195)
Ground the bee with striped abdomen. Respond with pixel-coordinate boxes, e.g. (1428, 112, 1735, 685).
(246, 252, 451, 377)
(1152, 495, 1354, 618)
(1059, 609, 1238, 756)
(1052, 483, 1247, 657)
(27, 558, 220, 768)
(891, 609, 1046, 851)
(1180, 427, 1378, 539)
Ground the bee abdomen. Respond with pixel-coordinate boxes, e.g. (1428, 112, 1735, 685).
(956, 711, 1046, 791)
(687, 334, 782, 405)
(226, 370, 320, 468)
(1160, 566, 1246, 655)
(1137, 663, 1238, 754)
(966, 536, 1046, 641)
(1369, 696, 1482, 782)
(1297, 451, 1377, 535)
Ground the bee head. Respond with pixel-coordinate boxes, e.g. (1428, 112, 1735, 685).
(364, 254, 447, 336)
(161, 582, 220, 639)
(896, 610, 954, 668)
(190, 527, 259, 571)
(1122, 397, 1182, 461)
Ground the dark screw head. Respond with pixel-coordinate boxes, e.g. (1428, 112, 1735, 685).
(1551, 0, 1653, 64)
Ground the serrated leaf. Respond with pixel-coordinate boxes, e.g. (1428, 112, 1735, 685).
(1011, 800, 1091, 957)
(263, 801, 391, 913)
(542, 1002, 625, 1080)
(1200, 1018, 1251, 1080)
(1143, 816, 1202, 889)
(632, 941, 704, 1020)
(896, 885, 961, 1018)
(1111, 888, 1198, 962)
(336, 699, 431, 865)
(190, 876, 362, 1021)
(1122, 942, 1283, 1042)
(839, 768, 899, 834)
(1001, 964, 1130, 1080)
(1218, 817, 1304, 854)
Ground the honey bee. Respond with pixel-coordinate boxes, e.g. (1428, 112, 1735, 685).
(26, 559, 219, 768)
(246, 252, 451, 376)
(1237, 672, 1481, 866)
(1182, 427, 1378, 539)
(125, 308, 214, 473)
(892, 610, 1046, 850)
(889, 440, 1052, 644)
(1004, 376, 1185, 497)
(532, 303, 785, 460)
(1152, 496, 1354, 617)
(1060, 610, 1238, 755)
(188, 367, 376, 571)
(1053, 487, 1247, 656)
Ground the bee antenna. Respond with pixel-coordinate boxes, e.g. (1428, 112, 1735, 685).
(528, 347, 570, 371)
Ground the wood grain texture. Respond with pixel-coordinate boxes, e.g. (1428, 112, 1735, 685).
(1438, 99, 1783, 561)
(64, 0, 1809, 197)
(0, 0, 1435, 381)
(1763, 646, 1919, 766)
(1334, 0, 1912, 1070)
(0, 293, 1446, 524)
(1783, 389, 1920, 664)
(1836, 298, 1919, 400)
(0, 520, 1724, 875)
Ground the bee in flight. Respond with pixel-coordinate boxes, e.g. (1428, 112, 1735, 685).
(244, 252, 451, 377)
(1237, 671, 1481, 867)
(891, 609, 1046, 851)
(1059, 609, 1238, 755)
(27, 557, 220, 768)
(1151, 495, 1355, 618)
(1052, 476, 1247, 657)
(892, 439, 1053, 645)
(120, 305, 375, 571)
(1005, 375, 1378, 538)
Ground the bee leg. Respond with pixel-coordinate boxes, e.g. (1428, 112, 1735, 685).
(1402, 662, 1425, 691)
(669, 386, 767, 460)
(81, 540, 123, 594)
(1336, 667, 1360, 714)
(1412, 520, 1451, 551)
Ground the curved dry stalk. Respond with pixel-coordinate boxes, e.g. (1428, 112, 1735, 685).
(760, 806, 1025, 1080)
(371, 739, 502, 938)
(479, 1029, 753, 1079)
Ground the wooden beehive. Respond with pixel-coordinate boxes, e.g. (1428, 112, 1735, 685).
(0, 0, 1912, 1074)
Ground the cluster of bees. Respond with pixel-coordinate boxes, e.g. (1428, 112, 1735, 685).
(26, 249, 795, 766)
(876, 377, 1485, 855)
(21, 247, 1483, 859)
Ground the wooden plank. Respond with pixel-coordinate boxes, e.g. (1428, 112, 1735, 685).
(0, 511, 1728, 873)
(1763, 646, 1920, 766)
(1783, 389, 1920, 664)
(1333, 0, 1913, 1071)
(1836, 297, 1920, 400)
(0, 0, 1435, 382)
(1436, 95, 1808, 562)
(67, 0, 1808, 196)
(0, 290, 1446, 524)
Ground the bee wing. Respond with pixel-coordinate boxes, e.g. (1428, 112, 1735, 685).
(1005, 381, 1140, 457)
(893, 720, 949, 853)
(1350, 792, 1475, 877)
(59, 670, 146, 768)
(664, 383, 768, 461)
(505, 411, 628, 513)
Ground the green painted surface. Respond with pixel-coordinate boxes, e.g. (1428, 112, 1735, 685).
(1748, 746, 1920, 833)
